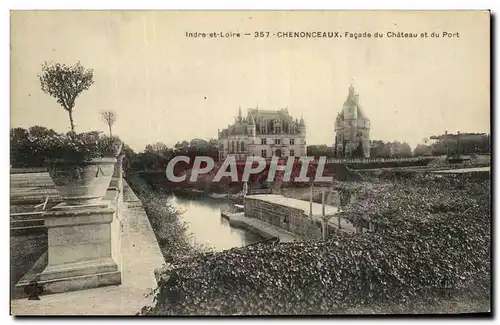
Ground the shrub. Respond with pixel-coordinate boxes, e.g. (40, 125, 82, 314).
(42, 131, 122, 164)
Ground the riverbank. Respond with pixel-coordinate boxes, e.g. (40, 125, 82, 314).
(125, 173, 210, 263)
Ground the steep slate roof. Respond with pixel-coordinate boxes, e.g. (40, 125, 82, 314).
(219, 108, 303, 137)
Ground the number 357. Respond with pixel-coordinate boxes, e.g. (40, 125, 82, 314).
(254, 31, 270, 38)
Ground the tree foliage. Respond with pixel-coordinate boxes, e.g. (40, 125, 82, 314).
(10, 126, 122, 166)
(307, 144, 333, 159)
(370, 140, 413, 158)
(128, 139, 219, 172)
(39, 62, 94, 132)
(10, 126, 57, 167)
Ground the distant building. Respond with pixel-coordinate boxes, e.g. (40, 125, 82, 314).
(218, 107, 307, 161)
(333, 84, 371, 158)
(430, 131, 489, 142)
(430, 131, 490, 156)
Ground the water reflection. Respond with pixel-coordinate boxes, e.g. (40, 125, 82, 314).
(166, 195, 263, 251)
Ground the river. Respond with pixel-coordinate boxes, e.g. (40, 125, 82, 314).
(166, 195, 264, 251)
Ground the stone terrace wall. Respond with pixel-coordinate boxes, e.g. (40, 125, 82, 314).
(244, 197, 323, 240)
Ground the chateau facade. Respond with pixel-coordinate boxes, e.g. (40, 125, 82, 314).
(218, 108, 307, 161)
(334, 84, 371, 158)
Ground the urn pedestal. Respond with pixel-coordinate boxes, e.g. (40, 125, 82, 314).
(38, 202, 122, 295)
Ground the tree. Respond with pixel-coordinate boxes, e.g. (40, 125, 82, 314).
(393, 141, 412, 158)
(413, 144, 432, 156)
(370, 140, 391, 158)
(100, 110, 117, 136)
(307, 144, 333, 159)
(10, 126, 59, 167)
(351, 141, 365, 158)
(39, 62, 94, 132)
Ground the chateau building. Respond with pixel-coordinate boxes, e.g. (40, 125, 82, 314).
(333, 84, 371, 158)
(218, 107, 307, 161)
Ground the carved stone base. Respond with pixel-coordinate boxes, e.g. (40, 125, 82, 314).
(36, 202, 122, 295)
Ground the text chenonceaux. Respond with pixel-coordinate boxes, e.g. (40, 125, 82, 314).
(185, 31, 460, 39)
(166, 156, 333, 183)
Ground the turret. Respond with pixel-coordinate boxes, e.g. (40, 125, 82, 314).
(334, 113, 343, 131)
(299, 116, 305, 127)
(247, 113, 256, 138)
(237, 106, 243, 122)
(343, 83, 358, 120)
(299, 115, 306, 136)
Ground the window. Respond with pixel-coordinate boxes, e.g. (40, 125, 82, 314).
(275, 139, 281, 145)
(290, 138, 295, 145)
(231, 141, 235, 153)
(289, 149, 295, 157)
(261, 138, 267, 145)
(261, 150, 267, 157)
(241, 141, 245, 151)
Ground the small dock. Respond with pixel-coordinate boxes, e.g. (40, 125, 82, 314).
(221, 211, 298, 243)
(246, 194, 357, 234)
(248, 194, 338, 217)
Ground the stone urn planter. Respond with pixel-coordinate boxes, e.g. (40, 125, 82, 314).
(42, 132, 123, 206)
(48, 157, 117, 205)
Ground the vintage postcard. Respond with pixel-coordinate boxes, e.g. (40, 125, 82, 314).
(9, 10, 491, 316)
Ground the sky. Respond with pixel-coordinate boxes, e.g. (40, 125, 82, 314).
(10, 11, 490, 152)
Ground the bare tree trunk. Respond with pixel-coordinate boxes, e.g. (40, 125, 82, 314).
(68, 110, 75, 132)
(109, 125, 112, 136)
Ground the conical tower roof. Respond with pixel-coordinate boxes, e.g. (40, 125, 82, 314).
(248, 113, 255, 125)
(299, 115, 305, 126)
(341, 83, 369, 120)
